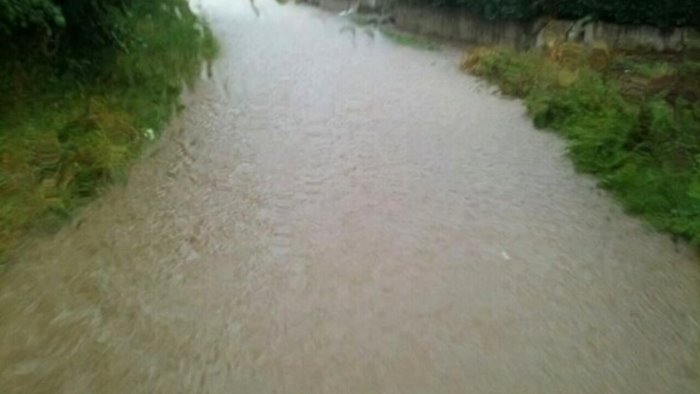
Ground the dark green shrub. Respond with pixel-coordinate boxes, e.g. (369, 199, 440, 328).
(400, 0, 700, 27)
(1, 0, 135, 58)
(540, 0, 698, 27)
(0, 0, 64, 34)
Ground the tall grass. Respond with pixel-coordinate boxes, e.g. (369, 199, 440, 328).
(0, 1, 217, 261)
(463, 46, 700, 243)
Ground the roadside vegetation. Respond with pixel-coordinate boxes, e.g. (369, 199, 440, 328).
(391, 0, 700, 243)
(0, 0, 217, 263)
(463, 45, 700, 243)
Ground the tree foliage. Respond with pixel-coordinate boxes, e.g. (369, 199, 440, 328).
(403, 0, 700, 27)
(0, 0, 64, 34)
(540, 0, 699, 27)
(1, 0, 131, 53)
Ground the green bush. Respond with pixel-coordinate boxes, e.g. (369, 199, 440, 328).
(0, 0, 64, 33)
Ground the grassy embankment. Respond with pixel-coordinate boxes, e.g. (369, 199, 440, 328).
(0, 2, 217, 264)
(380, 25, 440, 51)
(463, 44, 700, 243)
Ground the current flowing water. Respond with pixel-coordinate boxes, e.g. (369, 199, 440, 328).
(0, 0, 698, 392)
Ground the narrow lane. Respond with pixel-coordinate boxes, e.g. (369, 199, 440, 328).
(1, 1, 698, 392)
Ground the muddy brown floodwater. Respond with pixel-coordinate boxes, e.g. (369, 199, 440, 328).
(1, 0, 699, 393)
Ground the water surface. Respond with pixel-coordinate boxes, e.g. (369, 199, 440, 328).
(1, 1, 698, 392)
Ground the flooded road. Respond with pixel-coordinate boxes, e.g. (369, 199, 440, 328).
(1, 0, 699, 392)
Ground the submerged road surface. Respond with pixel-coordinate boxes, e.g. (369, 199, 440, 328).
(1, 0, 699, 392)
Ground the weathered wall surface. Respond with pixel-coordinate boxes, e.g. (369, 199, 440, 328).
(316, 0, 393, 13)
(316, 0, 349, 13)
(394, 6, 700, 51)
(395, 6, 534, 49)
(309, 0, 699, 51)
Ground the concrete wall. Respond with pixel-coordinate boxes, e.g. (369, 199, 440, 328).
(394, 6, 700, 51)
(395, 6, 534, 49)
(583, 22, 685, 51)
(316, 0, 350, 13)
(316, 0, 392, 13)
